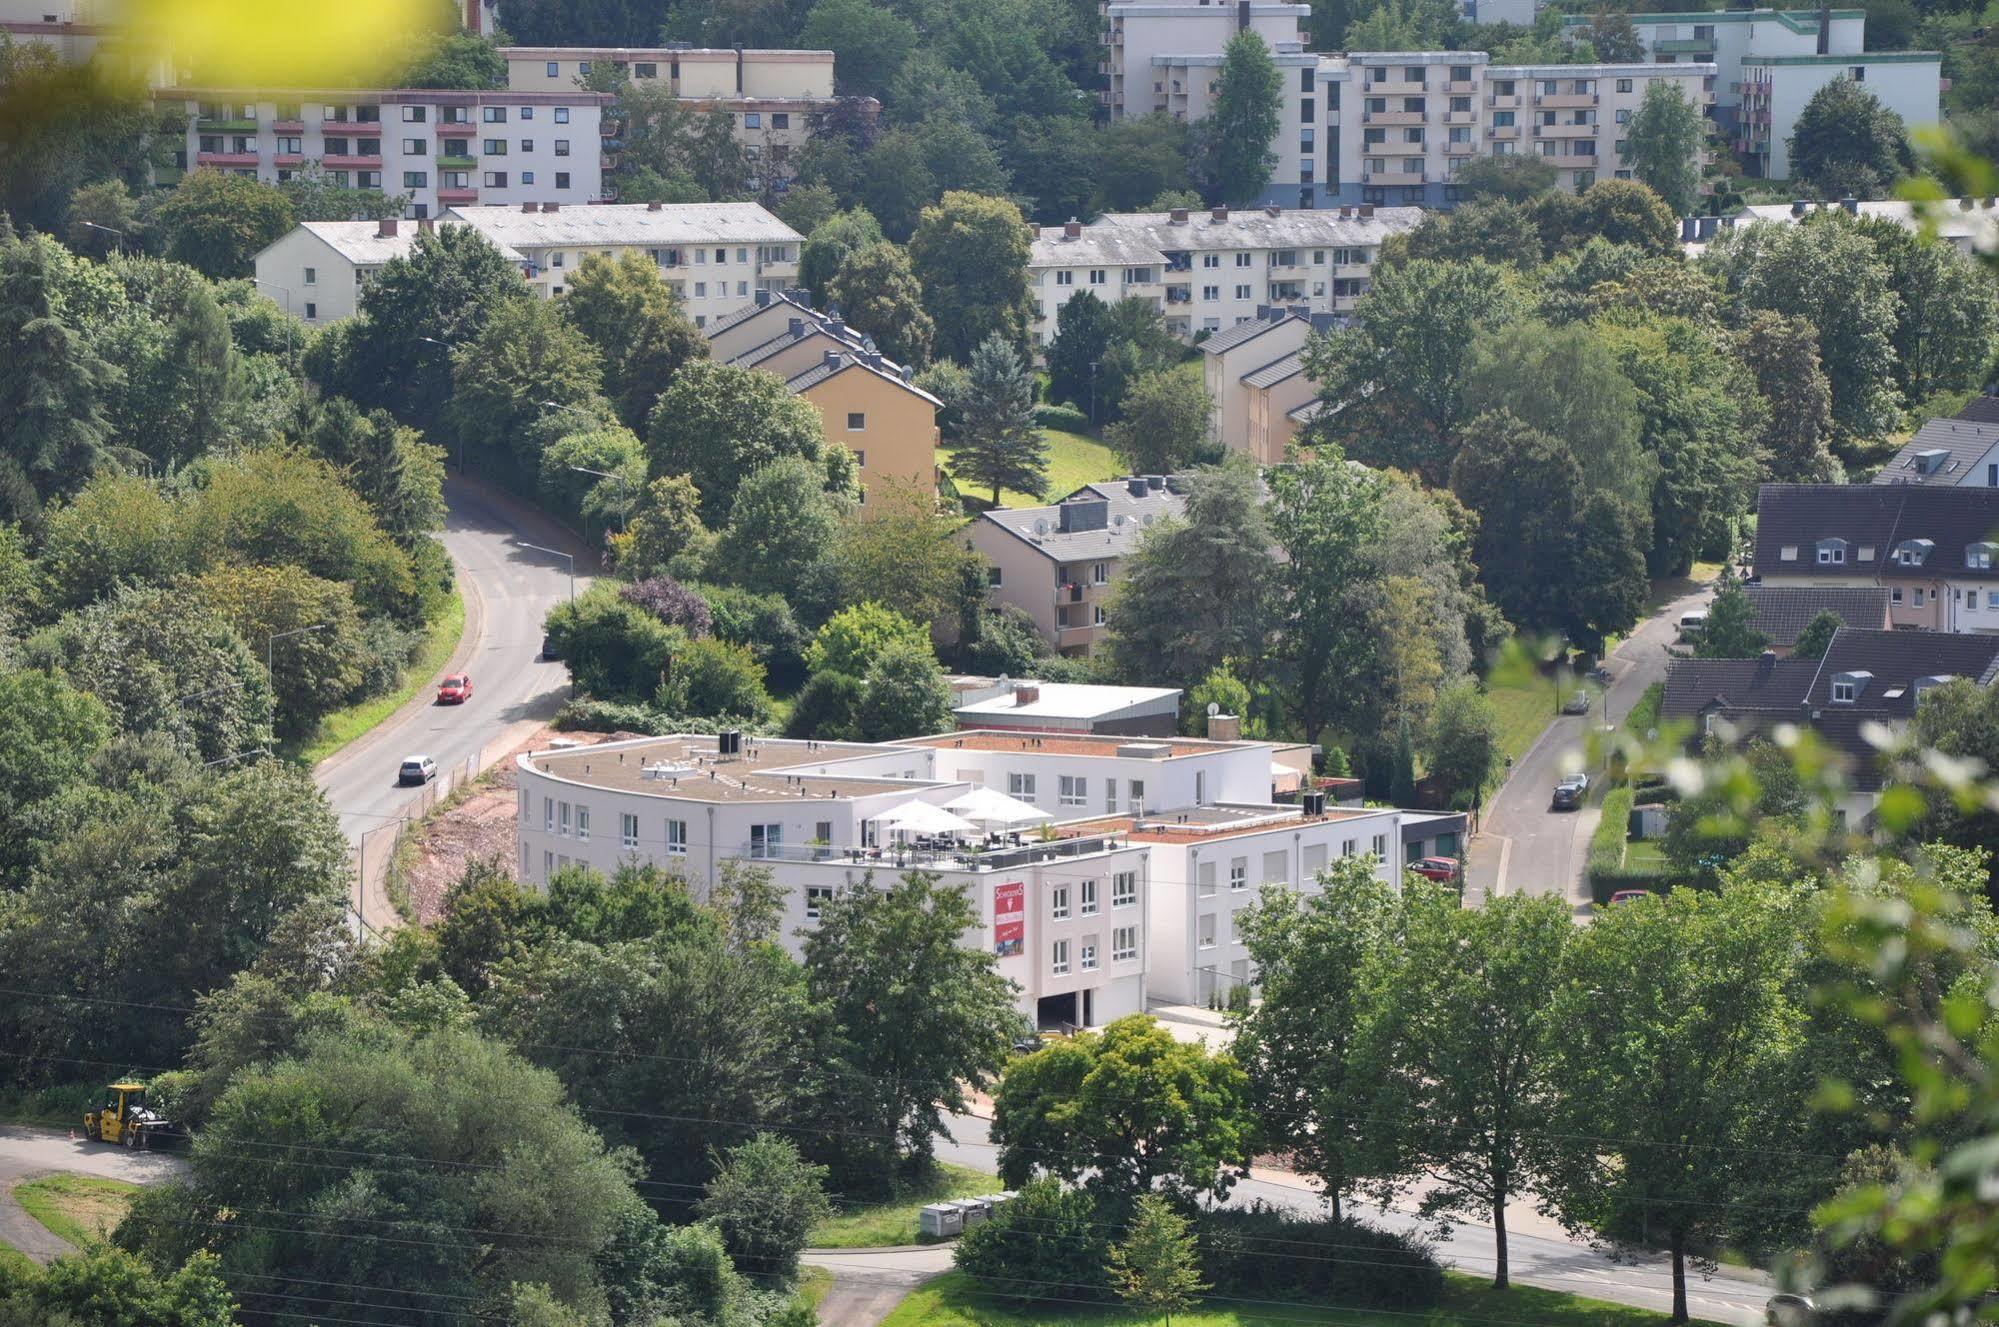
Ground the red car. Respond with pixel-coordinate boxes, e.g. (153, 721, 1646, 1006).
(1410, 856, 1460, 883)
(1607, 889, 1651, 906)
(436, 674, 473, 704)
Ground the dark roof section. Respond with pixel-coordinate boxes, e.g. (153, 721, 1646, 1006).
(1241, 350, 1306, 390)
(1872, 416, 1999, 487)
(703, 287, 810, 338)
(1807, 628, 1999, 712)
(1200, 310, 1298, 356)
(1741, 585, 1890, 646)
(1661, 655, 1817, 718)
(1753, 484, 1999, 581)
(1957, 394, 1999, 425)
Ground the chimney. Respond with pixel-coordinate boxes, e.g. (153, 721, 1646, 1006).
(822, 349, 843, 369)
(418, 217, 434, 233)
(1207, 712, 1241, 742)
(827, 317, 847, 340)
(754, 289, 771, 307)
(1265, 204, 1281, 217)
(1012, 683, 1041, 707)
(648, 200, 663, 211)
(522, 200, 537, 212)
(787, 317, 804, 337)
(1960, 197, 1975, 211)
(1211, 206, 1229, 221)
(1127, 476, 1148, 496)
(1339, 205, 1352, 218)
(1169, 207, 1189, 222)
(1286, 304, 1308, 319)
(1358, 204, 1374, 218)
(1237, 0, 1250, 28)
(1757, 649, 1776, 679)
(377, 217, 399, 237)
(1063, 217, 1082, 238)
(542, 201, 559, 212)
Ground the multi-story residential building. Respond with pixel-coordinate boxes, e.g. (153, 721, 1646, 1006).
(961, 478, 1189, 656)
(1559, 8, 1940, 180)
(498, 45, 876, 189)
(704, 289, 940, 505)
(253, 217, 483, 323)
(154, 87, 612, 218)
(1101, 1, 1311, 120)
(1681, 197, 1999, 258)
(1661, 627, 1999, 821)
(1028, 206, 1419, 344)
(1753, 484, 1999, 634)
(1874, 417, 1999, 490)
(511, 727, 1463, 1026)
(440, 201, 799, 322)
(1199, 305, 1332, 459)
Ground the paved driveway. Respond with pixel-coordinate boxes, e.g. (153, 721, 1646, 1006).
(0, 1125, 186, 1264)
(1467, 584, 1714, 912)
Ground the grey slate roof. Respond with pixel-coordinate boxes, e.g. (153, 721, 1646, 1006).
(442, 202, 801, 249)
(1090, 205, 1425, 253)
(1741, 585, 1890, 646)
(1958, 395, 1999, 425)
(1241, 350, 1306, 390)
(1872, 416, 1999, 486)
(979, 481, 1188, 561)
(1753, 484, 1999, 582)
(785, 353, 944, 407)
(1201, 314, 1294, 357)
(705, 289, 810, 339)
(1661, 655, 1818, 719)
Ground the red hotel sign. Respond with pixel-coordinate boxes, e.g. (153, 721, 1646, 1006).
(993, 880, 1024, 957)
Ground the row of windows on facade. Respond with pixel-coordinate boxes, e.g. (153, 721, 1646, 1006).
(1042, 249, 1372, 289)
(1051, 928, 1140, 973)
(1785, 539, 1999, 570)
(1005, 772, 1146, 811)
(200, 103, 577, 125)
(202, 135, 579, 157)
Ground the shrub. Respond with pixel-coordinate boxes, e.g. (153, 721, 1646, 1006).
(1586, 784, 1666, 901)
(700, 584, 807, 690)
(663, 637, 771, 721)
(1032, 403, 1091, 433)
(1198, 1205, 1443, 1306)
(784, 669, 863, 741)
(620, 576, 713, 636)
(954, 1178, 1113, 1303)
(351, 617, 425, 700)
(553, 698, 674, 735)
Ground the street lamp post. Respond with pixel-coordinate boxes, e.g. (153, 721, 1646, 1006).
(568, 464, 634, 534)
(79, 220, 129, 254)
(516, 541, 576, 604)
(266, 623, 330, 738)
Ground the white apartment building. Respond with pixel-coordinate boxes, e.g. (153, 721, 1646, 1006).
(498, 45, 875, 189)
(153, 87, 612, 219)
(440, 202, 800, 323)
(1559, 9, 1940, 181)
(1680, 197, 1999, 258)
(1028, 205, 1421, 343)
(1100, 1, 1312, 120)
(252, 201, 797, 326)
(512, 729, 1465, 1027)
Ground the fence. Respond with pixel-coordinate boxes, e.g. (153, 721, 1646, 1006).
(351, 735, 514, 935)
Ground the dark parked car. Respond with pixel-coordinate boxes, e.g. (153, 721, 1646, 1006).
(541, 634, 559, 661)
(1551, 772, 1588, 811)
(1410, 856, 1461, 883)
(1562, 690, 1592, 715)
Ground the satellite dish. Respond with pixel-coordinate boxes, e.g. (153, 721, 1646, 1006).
(1143, 514, 1154, 526)
(1034, 518, 1049, 536)
(1113, 513, 1125, 526)
(1206, 701, 1220, 717)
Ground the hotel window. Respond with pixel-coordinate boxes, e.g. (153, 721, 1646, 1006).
(555, 138, 570, 156)
(546, 60, 559, 77)
(772, 112, 789, 128)
(1113, 926, 1137, 961)
(1105, 778, 1118, 813)
(484, 106, 506, 122)
(554, 107, 570, 123)
(1617, 78, 1632, 92)
(1009, 772, 1037, 801)
(1080, 879, 1098, 915)
(556, 172, 570, 188)
(520, 106, 534, 119)
(621, 813, 639, 849)
(1052, 940, 1070, 975)
(1229, 860, 1247, 891)
(1081, 943, 1098, 971)
(749, 823, 781, 857)
(806, 886, 834, 919)
(543, 797, 554, 832)
(521, 139, 534, 152)
(1113, 872, 1136, 908)
(1372, 833, 1387, 859)
(1059, 775, 1087, 806)
(1051, 885, 1070, 919)
(404, 171, 428, 188)
(1128, 779, 1145, 812)
(402, 105, 427, 122)
(666, 819, 688, 854)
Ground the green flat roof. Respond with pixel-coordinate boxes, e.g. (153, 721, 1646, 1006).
(1744, 50, 1941, 64)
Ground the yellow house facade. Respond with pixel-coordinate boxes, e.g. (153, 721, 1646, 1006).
(786, 351, 941, 511)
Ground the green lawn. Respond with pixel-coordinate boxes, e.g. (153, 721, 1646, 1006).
(14, 1174, 139, 1247)
(883, 1271, 1710, 1327)
(1486, 643, 1593, 765)
(0, 1243, 32, 1276)
(810, 1163, 1000, 1248)
(295, 587, 465, 766)
(941, 429, 1125, 509)
(796, 1266, 833, 1311)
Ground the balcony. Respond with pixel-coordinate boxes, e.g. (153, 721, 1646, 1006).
(436, 119, 475, 135)
(274, 153, 303, 166)
(1376, 140, 1428, 155)
(1444, 109, 1476, 124)
(271, 118, 304, 133)
(1536, 121, 1598, 138)
(1441, 79, 1477, 94)
(1362, 110, 1427, 125)
(1056, 623, 1100, 648)
(1487, 93, 1522, 109)
(1542, 149, 1600, 165)
(1443, 140, 1476, 155)
(320, 153, 384, 169)
(439, 153, 476, 169)
(1486, 123, 1520, 139)
(196, 151, 259, 167)
(439, 186, 478, 204)
(1537, 92, 1598, 108)
(1333, 262, 1370, 279)
(1361, 77, 1425, 96)
(1655, 36, 1715, 53)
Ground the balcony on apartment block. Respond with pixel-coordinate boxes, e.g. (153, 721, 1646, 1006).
(1655, 36, 1716, 54)
(271, 118, 304, 133)
(439, 186, 479, 204)
(1541, 149, 1600, 165)
(196, 151, 260, 167)
(320, 153, 384, 169)
(1441, 78, 1477, 94)
(1535, 121, 1598, 138)
(196, 115, 258, 132)
(438, 151, 476, 169)
(1443, 109, 1476, 124)
(1486, 123, 1521, 139)
(1537, 91, 1598, 108)
(274, 154, 304, 167)
(1443, 139, 1476, 155)
(1486, 93, 1522, 109)
(1361, 109, 1426, 125)
(1375, 139, 1429, 155)
(1362, 77, 1426, 96)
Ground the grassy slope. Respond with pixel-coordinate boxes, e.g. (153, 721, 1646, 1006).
(883, 1271, 1709, 1327)
(940, 429, 1125, 510)
(13, 1174, 139, 1247)
(809, 1163, 1000, 1248)
(296, 587, 466, 766)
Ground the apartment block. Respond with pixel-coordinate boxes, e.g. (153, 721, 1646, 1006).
(1028, 205, 1420, 345)
(1100, 1, 1311, 119)
(499, 45, 876, 189)
(1682, 197, 1999, 258)
(512, 727, 1463, 1026)
(1199, 305, 1331, 460)
(252, 217, 461, 323)
(440, 201, 800, 325)
(1559, 9, 1940, 181)
(705, 288, 939, 504)
(154, 87, 612, 218)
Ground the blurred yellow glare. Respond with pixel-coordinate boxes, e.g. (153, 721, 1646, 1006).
(114, 0, 446, 87)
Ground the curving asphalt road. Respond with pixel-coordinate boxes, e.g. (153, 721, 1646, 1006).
(313, 475, 595, 930)
(804, 1112, 1769, 1327)
(0, 1125, 186, 1264)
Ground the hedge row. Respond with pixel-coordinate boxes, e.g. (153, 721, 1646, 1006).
(1032, 403, 1092, 433)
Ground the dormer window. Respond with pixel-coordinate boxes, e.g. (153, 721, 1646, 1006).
(1968, 542, 1998, 569)
(1816, 538, 1847, 566)
(1831, 670, 1872, 703)
(1895, 539, 1934, 567)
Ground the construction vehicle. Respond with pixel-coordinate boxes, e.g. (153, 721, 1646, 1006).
(83, 1082, 172, 1148)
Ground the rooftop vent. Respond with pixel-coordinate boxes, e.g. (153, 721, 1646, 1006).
(1064, 217, 1082, 238)
(1169, 207, 1189, 222)
(522, 201, 537, 212)
(1057, 497, 1110, 533)
(648, 200, 663, 211)
(1211, 206, 1229, 221)
(1115, 741, 1173, 760)
(542, 201, 560, 212)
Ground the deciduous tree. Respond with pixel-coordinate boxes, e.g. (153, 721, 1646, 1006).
(715, 455, 847, 597)
(150, 170, 295, 278)
(1105, 369, 1211, 475)
(1621, 81, 1704, 215)
(1693, 576, 1768, 659)
(799, 207, 886, 305)
(1788, 77, 1912, 198)
(697, 1133, 834, 1278)
(562, 252, 709, 430)
(1204, 30, 1283, 205)
(826, 240, 935, 368)
(856, 638, 954, 739)
(1424, 679, 1501, 810)
(646, 360, 834, 525)
(909, 191, 1032, 361)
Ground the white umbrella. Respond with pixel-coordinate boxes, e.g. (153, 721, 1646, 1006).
(942, 786, 1054, 828)
(868, 799, 978, 836)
